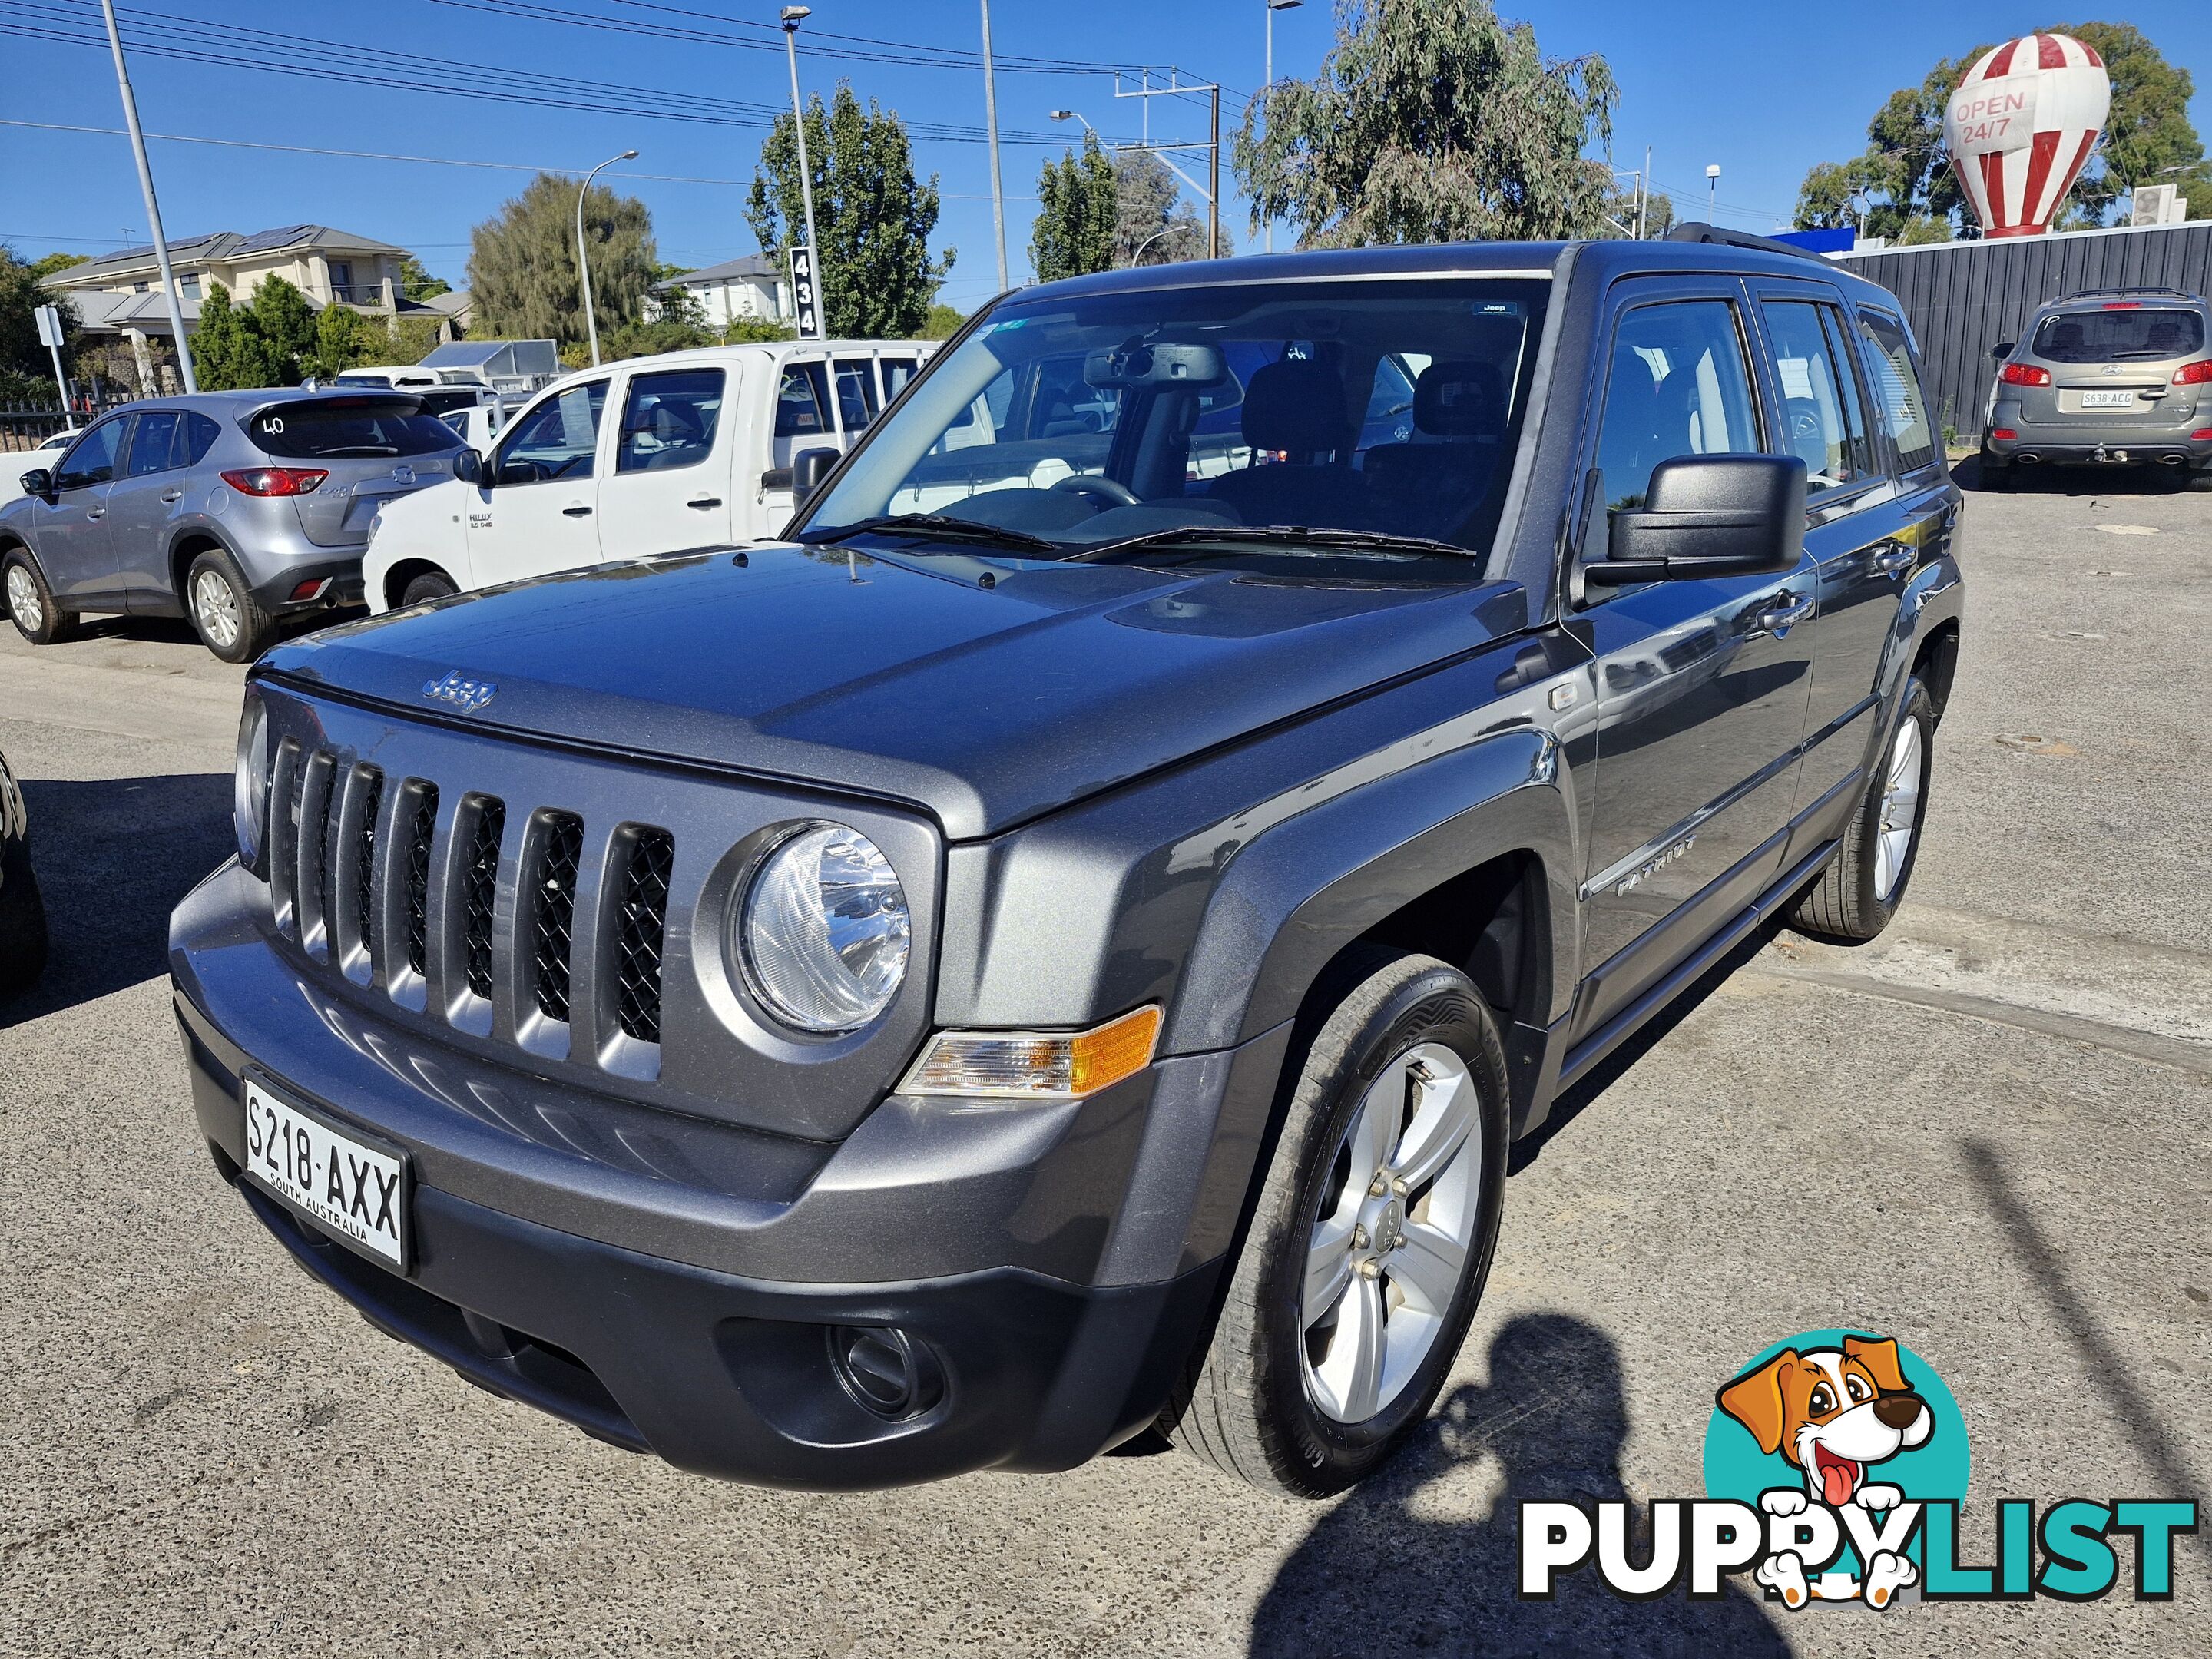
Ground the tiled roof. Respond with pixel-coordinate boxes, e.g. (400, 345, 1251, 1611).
(658, 253, 785, 287)
(50, 224, 407, 280)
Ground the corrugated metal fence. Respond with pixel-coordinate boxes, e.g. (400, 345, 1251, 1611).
(1832, 220, 2212, 443)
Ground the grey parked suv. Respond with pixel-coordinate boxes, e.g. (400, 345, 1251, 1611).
(171, 228, 1965, 1497)
(2, 390, 465, 661)
(1980, 286, 2212, 489)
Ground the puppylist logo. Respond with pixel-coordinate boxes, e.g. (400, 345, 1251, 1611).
(1520, 1330, 2197, 1609)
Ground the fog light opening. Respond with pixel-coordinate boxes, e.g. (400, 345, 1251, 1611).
(827, 1324, 944, 1421)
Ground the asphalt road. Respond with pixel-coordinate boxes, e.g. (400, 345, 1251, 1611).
(2, 474, 2206, 1657)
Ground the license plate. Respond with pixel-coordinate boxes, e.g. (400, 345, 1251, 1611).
(2079, 389, 2137, 409)
(241, 1078, 409, 1270)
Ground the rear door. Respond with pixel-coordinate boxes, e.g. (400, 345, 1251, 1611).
(754, 355, 843, 531)
(1748, 283, 1915, 828)
(598, 363, 736, 551)
(466, 377, 611, 589)
(1568, 280, 1818, 1043)
(31, 414, 128, 607)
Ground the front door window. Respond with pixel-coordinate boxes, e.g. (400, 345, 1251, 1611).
(494, 382, 608, 485)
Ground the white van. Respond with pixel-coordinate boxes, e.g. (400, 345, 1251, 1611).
(363, 339, 934, 611)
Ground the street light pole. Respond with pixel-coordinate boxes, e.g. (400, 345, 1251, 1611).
(1263, 0, 1301, 254)
(97, 0, 194, 392)
(575, 148, 637, 368)
(979, 0, 1008, 290)
(781, 7, 826, 333)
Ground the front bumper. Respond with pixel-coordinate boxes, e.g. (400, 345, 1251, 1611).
(171, 863, 1290, 1487)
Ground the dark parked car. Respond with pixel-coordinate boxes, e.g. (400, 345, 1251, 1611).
(2, 390, 466, 662)
(171, 227, 1965, 1497)
(0, 746, 47, 996)
(1980, 286, 2212, 489)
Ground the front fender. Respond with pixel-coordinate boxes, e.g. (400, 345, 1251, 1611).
(1171, 729, 1578, 1055)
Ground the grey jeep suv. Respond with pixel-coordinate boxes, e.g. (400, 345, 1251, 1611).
(172, 230, 1965, 1498)
(1980, 286, 2212, 489)
(2, 390, 466, 661)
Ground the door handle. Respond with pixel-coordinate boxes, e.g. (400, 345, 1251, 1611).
(86, 506, 107, 519)
(687, 497, 723, 510)
(561, 505, 593, 518)
(1873, 545, 1916, 576)
(160, 489, 184, 504)
(1752, 594, 1815, 634)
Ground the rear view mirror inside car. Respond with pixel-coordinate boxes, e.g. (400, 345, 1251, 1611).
(1083, 341, 1226, 390)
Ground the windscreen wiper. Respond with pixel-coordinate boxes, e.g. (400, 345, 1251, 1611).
(1063, 523, 1479, 563)
(796, 512, 1058, 551)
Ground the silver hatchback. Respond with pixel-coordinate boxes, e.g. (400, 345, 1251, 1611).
(1981, 286, 2212, 490)
(0, 389, 466, 661)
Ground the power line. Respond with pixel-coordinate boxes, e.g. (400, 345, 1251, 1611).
(0, 0, 1116, 147)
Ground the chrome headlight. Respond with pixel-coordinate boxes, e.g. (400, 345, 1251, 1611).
(737, 822, 909, 1032)
(233, 690, 271, 866)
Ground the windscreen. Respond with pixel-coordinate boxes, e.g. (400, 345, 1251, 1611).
(2032, 307, 2205, 364)
(803, 277, 1550, 558)
(246, 399, 460, 459)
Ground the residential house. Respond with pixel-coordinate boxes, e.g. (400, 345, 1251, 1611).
(649, 254, 793, 329)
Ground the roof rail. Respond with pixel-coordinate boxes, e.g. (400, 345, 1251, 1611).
(1664, 221, 1825, 263)
(2056, 286, 2199, 303)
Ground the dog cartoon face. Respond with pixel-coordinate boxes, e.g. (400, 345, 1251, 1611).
(1717, 1336, 1933, 1507)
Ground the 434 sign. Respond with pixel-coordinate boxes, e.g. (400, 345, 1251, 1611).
(787, 245, 823, 340)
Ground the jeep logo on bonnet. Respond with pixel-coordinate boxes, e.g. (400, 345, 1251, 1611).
(422, 671, 496, 714)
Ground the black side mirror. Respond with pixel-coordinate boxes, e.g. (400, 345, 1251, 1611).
(452, 448, 484, 485)
(19, 468, 53, 498)
(1584, 454, 1807, 587)
(1991, 341, 2015, 360)
(792, 445, 841, 507)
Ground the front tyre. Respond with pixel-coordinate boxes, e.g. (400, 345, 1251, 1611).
(3, 549, 80, 645)
(186, 548, 276, 664)
(1788, 676, 1936, 943)
(1167, 949, 1508, 1498)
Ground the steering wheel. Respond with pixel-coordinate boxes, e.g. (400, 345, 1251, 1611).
(1049, 474, 1141, 509)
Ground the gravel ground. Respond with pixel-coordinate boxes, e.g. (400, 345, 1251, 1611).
(0, 475, 2205, 1656)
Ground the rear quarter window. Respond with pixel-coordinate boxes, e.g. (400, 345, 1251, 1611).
(246, 402, 459, 459)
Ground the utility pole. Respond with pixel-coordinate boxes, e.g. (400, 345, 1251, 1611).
(1263, 1, 1302, 253)
(1638, 145, 1652, 238)
(781, 7, 826, 334)
(97, 0, 194, 392)
(979, 0, 1008, 290)
(1115, 71, 1224, 262)
(576, 148, 637, 368)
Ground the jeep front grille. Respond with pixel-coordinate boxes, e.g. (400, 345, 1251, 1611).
(353, 766, 383, 957)
(612, 828, 674, 1043)
(528, 811, 583, 1023)
(461, 797, 505, 1000)
(403, 783, 438, 977)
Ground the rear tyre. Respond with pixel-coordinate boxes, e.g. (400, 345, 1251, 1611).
(2, 549, 80, 646)
(1788, 676, 1935, 944)
(2186, 468, 2212, 494)
(400, 569, 459, 607)
(1975, 451, 2012, 492)
(185, 548, 276, 664)
(1167, 949, 1508, 1498)
(0, 835, 49, 997)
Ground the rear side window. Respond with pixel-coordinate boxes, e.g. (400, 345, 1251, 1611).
(126, 411, 181, 477)
(617, 368, 724, 473)
(1594, 300, 1761, 512)
(2031, 307, 2204, 364)
(247, 400, 459, 459)
(775, 363, 833, 437)
(833, 359, 880, 431)
(1760, 301, 1878, 495)
(1856, 312, 1937, 473)
(178, 412, 222, 468)
(879, 356, 919, 401)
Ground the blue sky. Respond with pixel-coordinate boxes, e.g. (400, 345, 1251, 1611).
(3, 0, 2207, 315)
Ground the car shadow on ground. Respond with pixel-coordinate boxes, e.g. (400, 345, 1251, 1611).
(1249, 1312, 1790, 1657)
(0, 772, 231, 1028)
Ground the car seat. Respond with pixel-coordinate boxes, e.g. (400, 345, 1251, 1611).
(1359, 360, 1508, 535)
(1202, 358, 1364, 525)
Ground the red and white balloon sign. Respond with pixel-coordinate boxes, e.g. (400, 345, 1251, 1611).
(1945, 33, 2111, 238)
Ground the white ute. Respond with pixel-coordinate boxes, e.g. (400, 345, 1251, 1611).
(363, 339, 935, 611)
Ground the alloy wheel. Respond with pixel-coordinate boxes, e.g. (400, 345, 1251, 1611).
(6, 564, 42, 633)
(1873, 717, 1923, 902)
(193, 568, 241, 651)
(1300, 1041, 1484, 1423)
